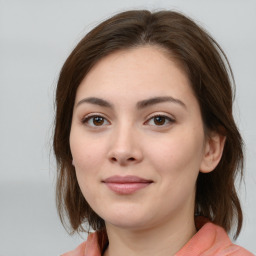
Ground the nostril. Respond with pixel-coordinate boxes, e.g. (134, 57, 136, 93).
(111, 157, 117, 162)
(110, 156, 136, 163)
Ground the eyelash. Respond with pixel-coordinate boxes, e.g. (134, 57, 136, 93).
(81, 114, 110, 127)
(145, 114, 175, 126)
(81, 114, 175, 128)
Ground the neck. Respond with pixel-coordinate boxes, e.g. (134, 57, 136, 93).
(103, 214, 196, 256)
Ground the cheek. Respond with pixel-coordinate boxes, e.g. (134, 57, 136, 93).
(147, 127, 205, 177)
(70, 134, 105, 202)
(69, 131, 108, 204)
(70, 128, 106, 170)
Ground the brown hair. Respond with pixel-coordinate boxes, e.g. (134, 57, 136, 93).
(53, 10, 243, 238)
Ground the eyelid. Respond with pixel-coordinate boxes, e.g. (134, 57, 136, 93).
(80, 112, 175, 127)
(81, 113, 111, 127)
(144, 113, 175, 126)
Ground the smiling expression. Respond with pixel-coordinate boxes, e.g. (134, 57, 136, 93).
(70, 46, 209, 231)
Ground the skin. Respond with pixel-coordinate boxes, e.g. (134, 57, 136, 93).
(70, 46, 225, 256)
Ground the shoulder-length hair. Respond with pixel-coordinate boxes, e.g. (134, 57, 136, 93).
(53, 10, 243, 238)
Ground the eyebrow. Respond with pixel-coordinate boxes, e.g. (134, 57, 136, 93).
(136, 96, 186, 109)
(76, 97, 113, 108)
(75, 96, 186, 109)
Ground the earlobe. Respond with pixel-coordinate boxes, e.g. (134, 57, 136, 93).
(200, 132, 226, 173)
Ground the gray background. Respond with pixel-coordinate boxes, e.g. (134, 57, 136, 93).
(0, 0, 255, 255)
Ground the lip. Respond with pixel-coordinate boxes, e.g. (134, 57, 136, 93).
(103, 175, 153, 195)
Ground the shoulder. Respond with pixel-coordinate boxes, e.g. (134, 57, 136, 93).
(203, 223, 254, 255)
(61, 241, 86, 256)
(176, 218, 254, 256)
(222, 244, 255, 256)
(61, 232, 103, 256)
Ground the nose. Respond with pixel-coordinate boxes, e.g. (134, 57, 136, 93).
(107, 125, 143, 166)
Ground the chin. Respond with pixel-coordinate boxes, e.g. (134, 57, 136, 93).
(107, 218, 149, 230)
(102, 209, 154, 230)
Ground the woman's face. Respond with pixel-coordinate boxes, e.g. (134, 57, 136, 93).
(70, 46, 209, 231)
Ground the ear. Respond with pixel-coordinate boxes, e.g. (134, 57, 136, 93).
(200, 132, 226, 173)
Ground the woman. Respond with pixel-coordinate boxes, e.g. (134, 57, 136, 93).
(53, 10, 254, 255)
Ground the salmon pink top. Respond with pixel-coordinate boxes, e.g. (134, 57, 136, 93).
(61, 218, 254, 256)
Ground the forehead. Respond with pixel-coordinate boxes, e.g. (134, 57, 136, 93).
(75, 46, 194, 104)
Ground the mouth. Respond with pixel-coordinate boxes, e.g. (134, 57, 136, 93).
(102, 175, 153, 195)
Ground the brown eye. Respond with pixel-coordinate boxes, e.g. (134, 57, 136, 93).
(146, 115, 175, 126)
(153, 116, 166, 126)
(92, 116, 104, 126)
(82, 115, 110, 127)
